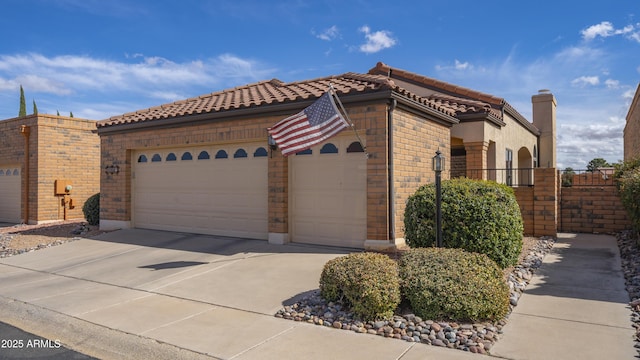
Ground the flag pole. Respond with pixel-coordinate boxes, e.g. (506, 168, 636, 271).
(329, 84, 369, 158)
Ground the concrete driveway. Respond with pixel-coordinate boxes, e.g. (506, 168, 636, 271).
(0, 229, 481, 360)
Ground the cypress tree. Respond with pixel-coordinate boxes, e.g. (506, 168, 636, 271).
(56, 110, 60, 116)
(33, 100, 38, 115)
(18, 85, 26, 117)
(70, 111, 74, 118)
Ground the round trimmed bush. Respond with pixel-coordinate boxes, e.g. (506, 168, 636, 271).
(399, 247, 510, 322)
(404, 178, 523, 268)
(82, 193, 100, 226)
(319, 252, 401, 321)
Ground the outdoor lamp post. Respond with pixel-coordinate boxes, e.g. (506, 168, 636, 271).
(432, 150, 445, 248)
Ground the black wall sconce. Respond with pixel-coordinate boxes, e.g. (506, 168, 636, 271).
(105, 164, 120, 175)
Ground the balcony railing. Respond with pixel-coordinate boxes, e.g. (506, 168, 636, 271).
(460, 168, 535, 187)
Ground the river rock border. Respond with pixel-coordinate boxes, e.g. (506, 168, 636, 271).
(616, 230, 640, 357)
(275, 237, 555, 354)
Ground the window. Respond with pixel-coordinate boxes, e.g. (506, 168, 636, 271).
(346, 142, 364, 153)
(181, 152, 193, 160)
(320, 143, 338, 154)
(166, 153, 177, 161)
(0, 170, 4, 176)
(151, 154, 162, 162)
(253, 147, 268, 157)
(137, 155, 148, 163)
(233, 149, 248, 158)
(533, 146, 538, 168)
(295, 149, 312, 155)
(505, 149, 513, 186)
(197, 151, 210, 160)
(215, 150, 228, 159)
(12, 169, 18, 176)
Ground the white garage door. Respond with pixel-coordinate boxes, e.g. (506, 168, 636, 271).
(0, 166, 21, 223)
(290, 137, 367, 248)
(132, 143, 268, 240)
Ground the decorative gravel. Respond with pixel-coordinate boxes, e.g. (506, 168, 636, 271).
(616, 230, 640, 357)
(275, 237, 555, 354)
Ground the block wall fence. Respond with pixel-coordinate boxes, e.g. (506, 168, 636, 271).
(512, 168, 632, 236)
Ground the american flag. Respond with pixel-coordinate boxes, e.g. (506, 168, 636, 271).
(268, 91, 349, 156)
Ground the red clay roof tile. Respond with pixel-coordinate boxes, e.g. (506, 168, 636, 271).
(96, 72, 456, 128)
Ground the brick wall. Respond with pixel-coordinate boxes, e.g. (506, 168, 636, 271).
(625, 88, 640, 160)
(513, 187, 534, 235)
(391, 107, 450, 240)
(0, 115, 99, 223)
(559, 185, 631, 233)
(35, 115, 101, 221)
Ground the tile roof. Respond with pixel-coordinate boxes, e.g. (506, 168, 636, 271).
(97, 72, 457, 129)
(368, 62, 540, 136)
(368, 62, 505, 121)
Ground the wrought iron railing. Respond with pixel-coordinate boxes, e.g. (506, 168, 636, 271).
(461, 168, 535, 187)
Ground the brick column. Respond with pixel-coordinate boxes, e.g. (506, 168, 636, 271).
(533, 168, 557, 237)
(464, 141, 489, 180)
(268, 149, 289, 244)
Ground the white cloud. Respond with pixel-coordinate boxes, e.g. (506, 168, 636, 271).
(605, 79, 620, 89)
(358, 25, 397, 54)
(0, 52, 275, 119)
(455, 60, 470, 70)
(582, 21, 637, 41)
(315, 25, 340, 41)
(571, 75, 600, 87)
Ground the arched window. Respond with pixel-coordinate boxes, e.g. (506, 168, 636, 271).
(12, 169, 18, 175)
(296, 149, 312, 155)
(320, 143, 338, 154)
(151, 154, 162, 162)
(253, 147, 268, 157)
(166, 153, 177, 161)
(215, 150, 228, 159)
(346, 142, 364, 153)
(137, 155, 148, 163)
(181, 152, 193, 160)
(233, 149, 248, 158)
(0, 170, 4, 176)
(197, 151, 210, 160)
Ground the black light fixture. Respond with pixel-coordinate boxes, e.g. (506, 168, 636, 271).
(432, 149, 445, 248)
(105, 164, 120, 175)
(268, 135, 277, 150)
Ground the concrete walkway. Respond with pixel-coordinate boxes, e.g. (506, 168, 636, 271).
(491, 233, 636, 360)
(0, 230, 636, 359)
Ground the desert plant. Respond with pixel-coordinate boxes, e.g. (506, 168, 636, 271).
(82, 193, 100, 226)
(399, 247, 510, 322)
(319, 252, 401, 321)
(618, 167, 640, 234)
(404, 178, 523, 268)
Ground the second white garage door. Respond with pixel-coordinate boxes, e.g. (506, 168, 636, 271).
(132, 143, 268, 240)
(290, 137, 367, 248)
(0, 166, 21, 223)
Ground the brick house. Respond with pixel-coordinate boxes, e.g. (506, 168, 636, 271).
(96, 63, 554, 250)
(0, 115, 100, 224)
(625, 83, 640, 160)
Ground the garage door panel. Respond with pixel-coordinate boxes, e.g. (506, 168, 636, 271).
(133, 145, 268, 240)
(0, 166, 21, 223)
(290, 138, 366, 248)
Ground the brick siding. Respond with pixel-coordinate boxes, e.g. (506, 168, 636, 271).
(0, 115, 100, 223)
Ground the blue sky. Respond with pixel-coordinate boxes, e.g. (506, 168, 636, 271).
(0, 0, 638, 169)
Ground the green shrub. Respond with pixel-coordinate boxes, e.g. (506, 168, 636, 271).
(618, 167, 640, 233)
(319, 252, 401, 321)
(399, 247, 509, 322)
(403, 178, 523, 268)
(82, 193, 100, 226)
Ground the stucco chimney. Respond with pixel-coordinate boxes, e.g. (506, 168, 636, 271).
(532, 89, 557, 168)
